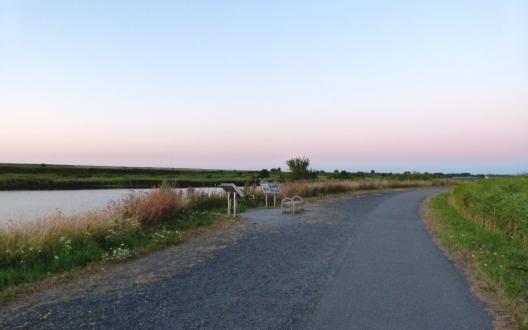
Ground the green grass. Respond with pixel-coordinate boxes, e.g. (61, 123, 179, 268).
(427, 191, 528, 329)
(450, 176, 528, 245)
(0, 209, 221, 293)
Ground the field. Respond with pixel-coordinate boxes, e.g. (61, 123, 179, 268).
(0, 163, 267, 190)
(0, 163, 471, 190)
(426, 176, 528, 328)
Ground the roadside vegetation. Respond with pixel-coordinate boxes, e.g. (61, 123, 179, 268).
(426, 176, 528, 329)
(0, 187, 247, 293)
(450, 176, 528, 245)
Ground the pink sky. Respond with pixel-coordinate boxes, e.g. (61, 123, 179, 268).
(1, 1, 527, 174)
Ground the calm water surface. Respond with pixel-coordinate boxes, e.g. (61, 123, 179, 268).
(0, 188, 222, 226)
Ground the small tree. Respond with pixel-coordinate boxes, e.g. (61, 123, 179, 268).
(259, 169, 270, 178)
(286, 156, 312, 180)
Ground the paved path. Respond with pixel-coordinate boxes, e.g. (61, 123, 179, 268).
(0, 189, 492, 329)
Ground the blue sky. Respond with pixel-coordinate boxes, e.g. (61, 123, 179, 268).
(1, 1, 527, 173)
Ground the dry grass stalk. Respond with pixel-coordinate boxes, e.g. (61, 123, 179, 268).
(280, 179, 449, 197)
(0, 188, 222, 256)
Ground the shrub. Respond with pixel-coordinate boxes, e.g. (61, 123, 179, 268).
(185, 188, 225, 211)
(242, 185, 266, 208)
(259, 169, 270, 178)
(286, 157, 313, 180)
(124, 188, 185, 227)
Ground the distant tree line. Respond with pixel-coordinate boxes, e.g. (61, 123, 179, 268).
(256, 157, 487, 182)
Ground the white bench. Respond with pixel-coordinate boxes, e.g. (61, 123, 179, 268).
(281, 195, 304, 215)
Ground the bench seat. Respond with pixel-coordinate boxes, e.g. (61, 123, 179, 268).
(281, 196, 304, 215)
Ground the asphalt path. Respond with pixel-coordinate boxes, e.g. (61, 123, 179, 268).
(0, 188, 492, 329)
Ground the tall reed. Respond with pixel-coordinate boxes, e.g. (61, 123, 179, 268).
(0, 188, 226, 290)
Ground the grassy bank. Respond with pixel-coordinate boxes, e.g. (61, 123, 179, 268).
(450, 176, 528, 245)
(425, 178, 528, 329)
(0, 188, 243, 293)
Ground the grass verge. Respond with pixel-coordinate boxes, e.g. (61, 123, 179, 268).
(0, 188, 232, 293)
(0, 213, 240, 301)
(0, 210, 221, 295)
(424, 192, 528, 329)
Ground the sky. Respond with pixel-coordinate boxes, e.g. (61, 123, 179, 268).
(1, 1, 527, 174)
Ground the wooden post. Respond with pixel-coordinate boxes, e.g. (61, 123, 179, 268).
(233, 192, 237, 217)
(273, 195, 276, 206)
(227, 192, 231, 216)
(265, 195, 268, 207)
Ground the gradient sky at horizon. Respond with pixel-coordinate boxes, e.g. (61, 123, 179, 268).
(1, 1, 527, 174)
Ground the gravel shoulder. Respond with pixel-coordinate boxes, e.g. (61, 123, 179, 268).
(0, 189, 492, 329)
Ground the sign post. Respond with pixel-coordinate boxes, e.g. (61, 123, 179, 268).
(260, 181, 282, 207)
(219, 183, 245, 217)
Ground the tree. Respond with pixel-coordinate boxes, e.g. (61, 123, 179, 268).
(259, 169, 270, 178)
(270, 167, 282, 173)
(286, 156, 312, 180)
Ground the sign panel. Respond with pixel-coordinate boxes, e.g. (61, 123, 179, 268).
(260, 181, 281, 196)
(219, 183, 245, 198)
